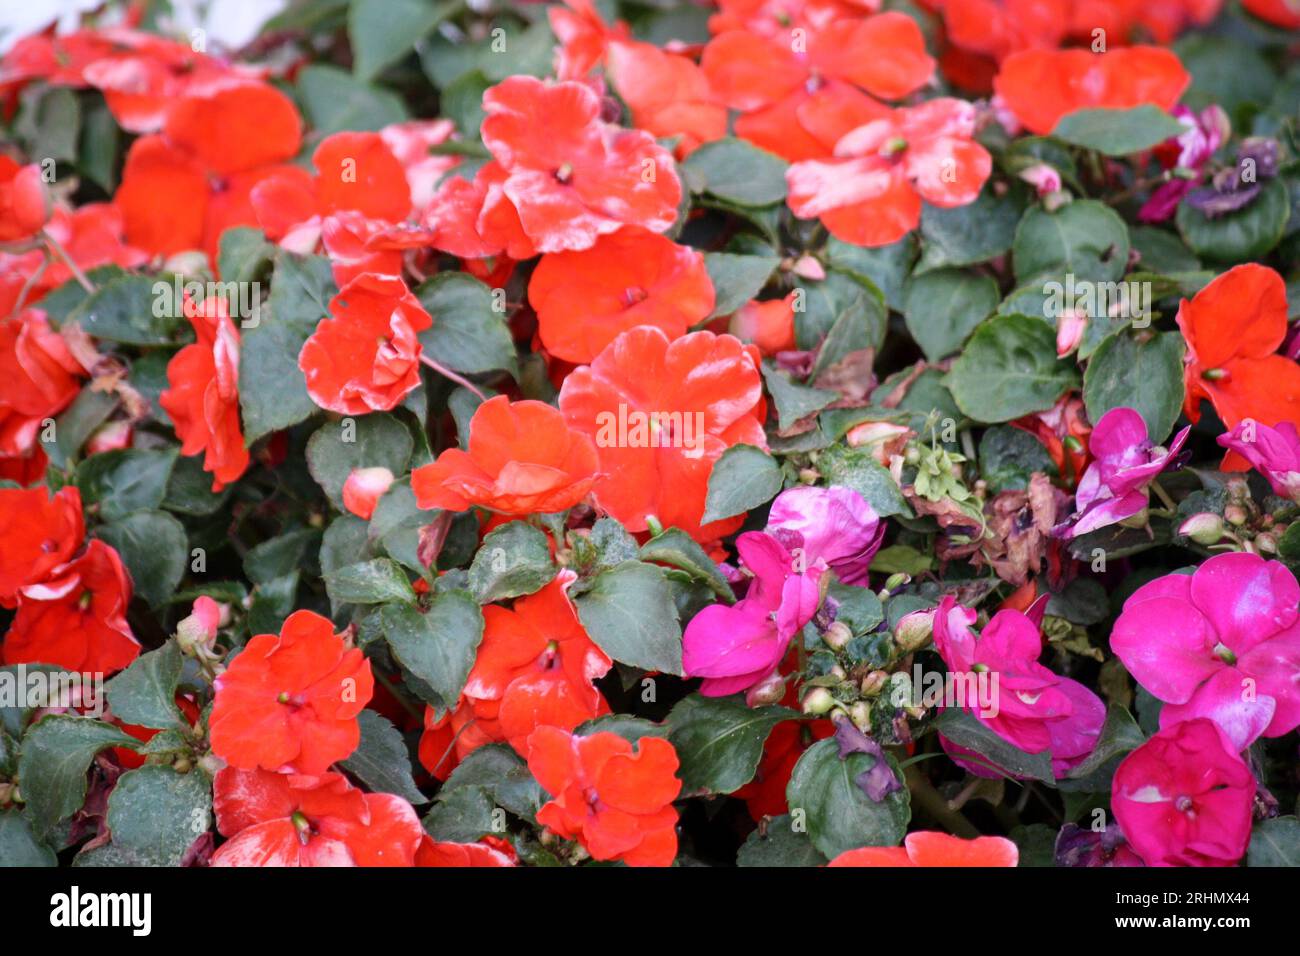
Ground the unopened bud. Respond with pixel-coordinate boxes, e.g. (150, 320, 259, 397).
(860, 671, 888, 697)
(822, 621, 852, 650)
(894, 609, 935, 652)
(802, 687, 836, 715)
(1254, 531, 1278, 555)
(1179, 512, 1225, 545)
(745, 671, 787, 707)
(883, 572, 910, 591)
(1224, 504, 1248, 527)
(848, 701, 872, 731)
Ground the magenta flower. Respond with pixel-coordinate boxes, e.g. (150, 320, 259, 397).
(681, 531, 820, 697)
(765, 485, 884, 586)
(1217, 418, 1300, 501)
(1138, 105, 1229, 224)
(932, 597, 1104, 772)
(1053, 407, 1189, 539)
(1111, 718, 1254, 867)
(1110, 551, 1300, 750)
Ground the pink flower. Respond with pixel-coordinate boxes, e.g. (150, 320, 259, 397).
(1138, 105, 1229, 224)
(933, 597, 1104, 773)
(765, 485, 884, 586)
(1111, 718, 1254, 867)
(1110, 551, 1300, 750)
(682, 531, 821, 697)
(1053, 407, 1189, 539)
(1217, 418, 1300, 501)
(342, 466, 396, 520)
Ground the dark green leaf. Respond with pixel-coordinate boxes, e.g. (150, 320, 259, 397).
(106, 641, 184, 732)
(1083, 330, 1185, 444)
(1052, 106, 1186, 155)
(381, 591, 484, 709)
(945, 314, 1080, 423)
(467, 521, 557, 603)
(340, 710, 426, 803)
(95, 510, 187, 607)
(667, 695, 796, 794)
(785, 737, 910, 858)
(17, 715, 136, 837)
(573, 561, 683, 675)
(701, 443, 783, 524)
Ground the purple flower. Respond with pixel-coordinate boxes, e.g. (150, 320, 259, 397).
(765, 485, 884, 586)
(1138, 105, 1228, 224)
(1217, 419, 1300, 501)
(1053, 407, 1190, 539)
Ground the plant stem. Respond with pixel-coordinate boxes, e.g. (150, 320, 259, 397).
(903, 763, 980, 839)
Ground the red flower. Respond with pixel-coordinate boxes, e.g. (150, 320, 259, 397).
(729, 294, 797, 355)
(159, 295, 249, 492)
(993, 46, 1190, 136)
(1243, 0, 1300, 27)
(828, 831, 1020, 866)
(529, 227, 715, 363)
(415, 835, 517, 867)
(607, 41, 727, 158)
(0, 157, 50, 243)
(298, 272, 432, 415)
(412, 395, 600, 515)
(0, 308, 86, 460)
(786, 97, 992, 247)
(342, 466, 396, 521)
(462, 571, 611, 754)
(701, 12, 934, 162)
(735, 719, 835, 820)
(559, 326, 767, 541)
(0, 485, 84, 608)
(209, 610, 374, 774)
(478, 76, 682, 253)
(115, 79, 302, 261)
(1176, 264, 1300, 458)
(3, 539, 138, 674)
(527, 726, 681, 867)
(707, 0, 885, 35)
(211, 767, 421, 867)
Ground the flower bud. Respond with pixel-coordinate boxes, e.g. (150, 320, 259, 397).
(0, 161, 51, 242)
(894, 609, 935, 653)
(342, 466, 395, 520)
(176, 596, 224, 656)
(745, 671, 787, 707)
(822, 621, 852, 650)
(1254, 531, 1278, 555)
(801, 687, 836, 715)
(1056, 309, 1087, 357)
(848, 701, 872, 731)
(860, 670, 888, 697)
(1224, 503, 1249, 527)
(1179, 512, 1225, 545)
(1017, 162, 1062, 197)
(883, 572, 910, 591)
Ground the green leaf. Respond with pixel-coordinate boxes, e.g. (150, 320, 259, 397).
(17, 715, 136, 837)
(340, 710, 426, 804)
(381, 590, 484, 709)
(1176, 176, 1291, 262)
(349, 0, 456, 81)
(1013, 199, 1130, 285)
(78, 101, 119, 192)
(325, 558, 416, 605)
(825, 235, 916, 311)
(0, 810, 56, 866)
(248, 572, 299, 635)
(423, 786, 497, 842)
(1083, 330, 1186, 444)
(240, 252, 336, 442)
(163, 451, 233, 516)
(639, 528, 734, 603)
(66, 274, 185, 345)
(95, 510, 187, 607)
(682, 137, 787, 207)
(573, 561, 683, 675)
(903, 269, 999, 362)
(1064, 705, 1145, 782)
(46, 386, 117, 469)
(737, 813, 828, 867)
(306, 413, 413, 507)
(978, 425, 1057, 493)
(762, 363, 837, 430)
(416, 272, 518, 378)
(666, 695, 796, 794)
(816, 443, 913, 518)
(945, 314, 1080, 423)
(1248, 816, 1300, 867)
(16, 85, 80, 162)
(785, 737, 910, 859)
(467, 521, 557, 603)
(701, 443, 783, 524)
(106, 641, 184, 732)
(75, 447, 178, 521)
(439, 743, 544, 820)
(1052, 106, 1186, 156)
(704, 252, 779, 318)
(104, 766, 212, 866)
(297, 64, 409, 135)
(217, 227, 274, 284)
(915, 185, 1026, 272)
(934, 708, 1054, 782)
(440, 70, 490, 136)
(243, 528, 320, 585)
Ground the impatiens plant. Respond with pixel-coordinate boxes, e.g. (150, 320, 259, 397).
(0, 0, 1298, 874)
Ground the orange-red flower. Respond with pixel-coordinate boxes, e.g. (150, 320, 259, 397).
(1177, 264, 1300, 457)
(993, 46, 1190, 136)
(708, 0, 884, 35)
(701, 12, 934, 162)
(3, 540, 138, 674)
(828, 831, 1019, 866)
(606, 40, 728, 158)
(209, 610, 374, 775)
(0, 484, 84, 608)
(462, 571, 611, 754)
(412, 395, 600, 515)
(416, 835, 518, 867)
(786, 97, 992, 247)
(0, 157, 50, 243)
(159, 295, 249, 492)
(527, 726, 681, 867)
(529, 227, 715, 363)
(211, 767, 421, 867)
(115, 78, 302, 261)
(559, 326, 767, 541)
(0, 308, 86, 461)
(478, 76, 682, 253)
(1243, 0, 1300, 27)
(729, 294, 797, 355)
(298, 272, 432, 415)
